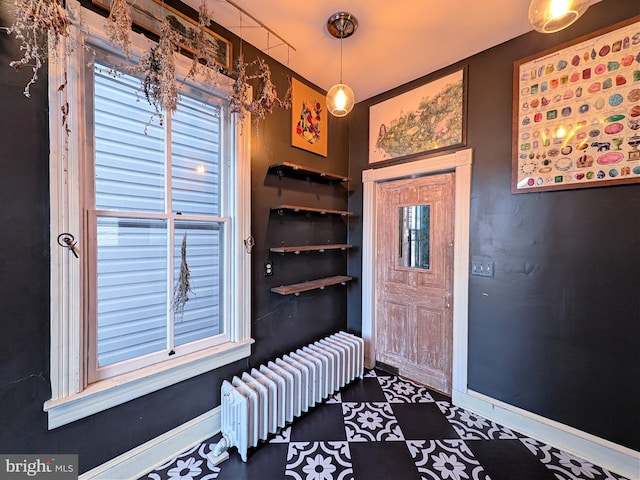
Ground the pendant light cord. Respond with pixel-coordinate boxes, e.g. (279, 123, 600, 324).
(340, 35, 343, 83)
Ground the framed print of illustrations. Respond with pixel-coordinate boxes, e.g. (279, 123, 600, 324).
(291, 78, 328, 157)
(369, 68, 466, 164)
(512, 16, 640, 193)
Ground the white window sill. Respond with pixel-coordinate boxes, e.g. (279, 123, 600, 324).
(44, 339, 253, 429)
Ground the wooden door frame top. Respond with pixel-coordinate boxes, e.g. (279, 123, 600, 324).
(361, 148, 472, 397)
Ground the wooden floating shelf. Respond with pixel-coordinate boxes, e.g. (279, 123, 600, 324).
(271, 204, 352, 216)
(268, 161, 351, 183)
(270, 244, 353, 254)
(271, 275, 353, 296)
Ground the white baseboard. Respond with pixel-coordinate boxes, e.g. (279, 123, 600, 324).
(453, 389, 640, 480)
(80, 407, 222, 480)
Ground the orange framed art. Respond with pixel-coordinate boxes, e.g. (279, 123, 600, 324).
(291, 78, 328, 157)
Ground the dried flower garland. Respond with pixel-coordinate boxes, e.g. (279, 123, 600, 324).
(184, 0, 221, 86)
(173, 232, 194, 322)
(7, 0, 71, 97)
(228, 54, 250, 120)
(230, 55, 292, 126)
(104, 0, 131, 56)
(130, 18, 180, 124)
(4, 0, 291, 125)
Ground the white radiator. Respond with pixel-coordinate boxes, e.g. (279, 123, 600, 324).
(211, 331, 364, 462)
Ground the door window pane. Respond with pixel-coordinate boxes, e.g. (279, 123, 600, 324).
(398, 205, 431, 269)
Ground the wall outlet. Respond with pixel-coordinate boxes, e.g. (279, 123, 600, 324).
(264, 261, 273, 276)
(471, 259, 494, 277)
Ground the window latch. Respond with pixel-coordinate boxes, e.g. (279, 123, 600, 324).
(57, 233, 79, 258)
(244, 236, 255, 254)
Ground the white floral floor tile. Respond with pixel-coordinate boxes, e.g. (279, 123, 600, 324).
(407, 439, 492, 480)
(285, 442, 353, 480)
(378, 375, 435, 403)
(146, 442, 221, 480)
(269, 426, 291, 443)
(326, 392, 342, 404)
(520, 438, 630, 480)
(436, 401, 519, 440)
(342, 402, 404, 441)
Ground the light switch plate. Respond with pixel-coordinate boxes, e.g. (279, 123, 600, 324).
(471, 259, 493, 277)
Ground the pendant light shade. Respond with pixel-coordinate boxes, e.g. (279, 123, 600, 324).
(528, 0, 591, 33)
(326, 83, 355, 118)
(326, 12, 357, 117)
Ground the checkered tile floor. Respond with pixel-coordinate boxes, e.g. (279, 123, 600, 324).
(143, 369, 629, 480)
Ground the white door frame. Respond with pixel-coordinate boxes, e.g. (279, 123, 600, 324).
(361, 148, 472, 397)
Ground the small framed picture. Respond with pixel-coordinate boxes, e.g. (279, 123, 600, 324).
(291, 78, 328, 157)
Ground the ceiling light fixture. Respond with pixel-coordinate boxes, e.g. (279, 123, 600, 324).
(528, 0, 592, 33)
(326, 12, 357, 117)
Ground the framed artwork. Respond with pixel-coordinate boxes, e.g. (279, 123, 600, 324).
(93, 0, 232, 71)
(369, 68, 466, 164)
(291, 78, 328, 157)
(512, 16, 640, 193)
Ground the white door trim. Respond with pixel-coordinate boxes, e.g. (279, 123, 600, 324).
(361, 148, 472, 395)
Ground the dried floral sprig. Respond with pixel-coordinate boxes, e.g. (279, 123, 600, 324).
(104, 0, 132, 56)
(130, 18, 180, 125)
(184, 0, 221, 86)
(230, 56, 291, 127)
(279, 75, 292, 110)
(250, 57, 277, 118)
(8, 0, 71, 97)
(229, 54, 250, 121)
(172, 232, 195, 323)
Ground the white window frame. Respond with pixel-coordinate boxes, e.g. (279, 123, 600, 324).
(45, 1, 252, 429)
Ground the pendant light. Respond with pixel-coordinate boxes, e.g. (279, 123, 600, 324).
(528, 0, 591, 33)
(326, 12, 357, 117)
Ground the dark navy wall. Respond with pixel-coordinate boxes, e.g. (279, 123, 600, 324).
(0, 1, 349, 473)
(347, 0, 639, 451)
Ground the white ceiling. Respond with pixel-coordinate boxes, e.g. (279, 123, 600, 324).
(186, 1, 546, 102)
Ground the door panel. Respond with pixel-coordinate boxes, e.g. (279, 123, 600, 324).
(382, 301, 409, 356)
(416, 306, 446, 370)
(375, 172, 454, 394)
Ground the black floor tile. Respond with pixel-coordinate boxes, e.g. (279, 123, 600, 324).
(426, 387, 451, 403)
(466, 439, 557, 480)
(215, 442, 288, 480)
(289, 402, 346, 441)
(340, 376, 387, 402)
(392, 402, 461, 440)
(371, 367, 393, 377)
(350, 441, 422, 480)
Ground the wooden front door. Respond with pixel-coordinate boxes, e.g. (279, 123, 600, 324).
(375, 172, 454, 394)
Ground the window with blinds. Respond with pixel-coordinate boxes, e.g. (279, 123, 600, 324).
(46, 8, 251, 427)
(88, 61, 229, 381)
